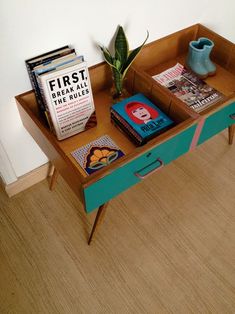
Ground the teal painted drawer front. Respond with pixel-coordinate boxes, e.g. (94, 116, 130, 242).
(198, 101, 235, 145)
(84, 124, 197, 213)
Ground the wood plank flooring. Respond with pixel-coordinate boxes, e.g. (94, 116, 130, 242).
(0, 130, 235, 313)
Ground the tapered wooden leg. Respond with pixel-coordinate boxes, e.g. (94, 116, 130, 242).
(49, 167, 59, 190)
(228, 124, 235, 145)
(88, 203, 109, 245)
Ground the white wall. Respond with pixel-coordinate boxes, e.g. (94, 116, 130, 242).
(0, 0, 235, 183)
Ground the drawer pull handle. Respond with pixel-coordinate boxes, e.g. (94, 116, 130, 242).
(134, 158, 164, 179)
(230, 114, 235, 120)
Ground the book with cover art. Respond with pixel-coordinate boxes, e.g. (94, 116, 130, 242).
(71, 135, 125, 175)
(36, 59, 97, 140)
(111, 93, 174, 145)
(152, 63, 223, 112)
(26, 46, 74, 113)
(111, 111, 143, 145)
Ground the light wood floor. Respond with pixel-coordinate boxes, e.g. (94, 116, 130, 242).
(1, 130, 235, 313)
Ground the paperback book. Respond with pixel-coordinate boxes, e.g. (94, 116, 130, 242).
(111, 93, 174, 145)
(152, 63, 223, 112)
(26, 46, 74, 113)
(71, 135, 125, 175)
(36, 59, 97, 140)
(32, 53, 80, 76)
(111, 112, 143, 145)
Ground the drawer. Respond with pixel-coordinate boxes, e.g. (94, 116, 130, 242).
(198, 101, 235, 145)
(84, 123, 197, 212)
(16, 73, 198, 216)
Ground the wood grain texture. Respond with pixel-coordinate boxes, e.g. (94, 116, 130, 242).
(49, 166, 59, 191)
(229, 124, 235, 145)
(0, 130, 235, 313)
(15, 69, 197, 212)
(88, 203, 109, 245)
(133, 23, 235, 119)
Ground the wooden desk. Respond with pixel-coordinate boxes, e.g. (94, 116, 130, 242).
(16, 24, 235, 244)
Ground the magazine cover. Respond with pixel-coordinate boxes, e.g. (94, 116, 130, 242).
(152, 63, 223, 112)
(36, 60, 97, 140)
(71, 135, 125, 175)
(111, 93, 174, 141)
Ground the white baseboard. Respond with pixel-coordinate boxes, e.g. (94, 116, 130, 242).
(0, 140, 17, 184)
(4, 162, 52, 197)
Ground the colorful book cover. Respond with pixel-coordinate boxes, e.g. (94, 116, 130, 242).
(111, 113, 143, 145)
(152, 63, 224, 112)
(25, 46, 73, 113)
(71, 135, 125, 175)
(111, 93, 174, 141)
(37, 60, 97, 140)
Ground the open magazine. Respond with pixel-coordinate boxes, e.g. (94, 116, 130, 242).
(152, 63, 223, 112)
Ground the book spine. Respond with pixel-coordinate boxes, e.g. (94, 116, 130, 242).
(27, 49, 74, 69)
(33, 52, 79, 76)
(111, 109, 143, 142)
(35, 74, 55, 132)
(111, 115, 143, 146)
(25, 45, 69, 63)
(111, 110, 174, 144)
(26, 62, 46, 112)
(26, 49, 76, 111)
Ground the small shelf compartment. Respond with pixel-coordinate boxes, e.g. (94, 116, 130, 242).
(133, 23, 235, 117)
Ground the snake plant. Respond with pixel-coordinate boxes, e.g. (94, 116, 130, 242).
(100, 26, 149, 98)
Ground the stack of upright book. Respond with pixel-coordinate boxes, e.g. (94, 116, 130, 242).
(25, 46, 97, 140)
(111, 93, 174, 146)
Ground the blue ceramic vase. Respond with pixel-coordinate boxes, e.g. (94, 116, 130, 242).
(186, 37, 216, 78)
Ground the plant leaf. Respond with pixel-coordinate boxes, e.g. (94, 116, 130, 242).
(112, 68, 123, 94)
(99, 46, 114, 67)
(115, 26, 129, 66)
(122, 31, 149, 77)
(114, 59, 122, 71)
